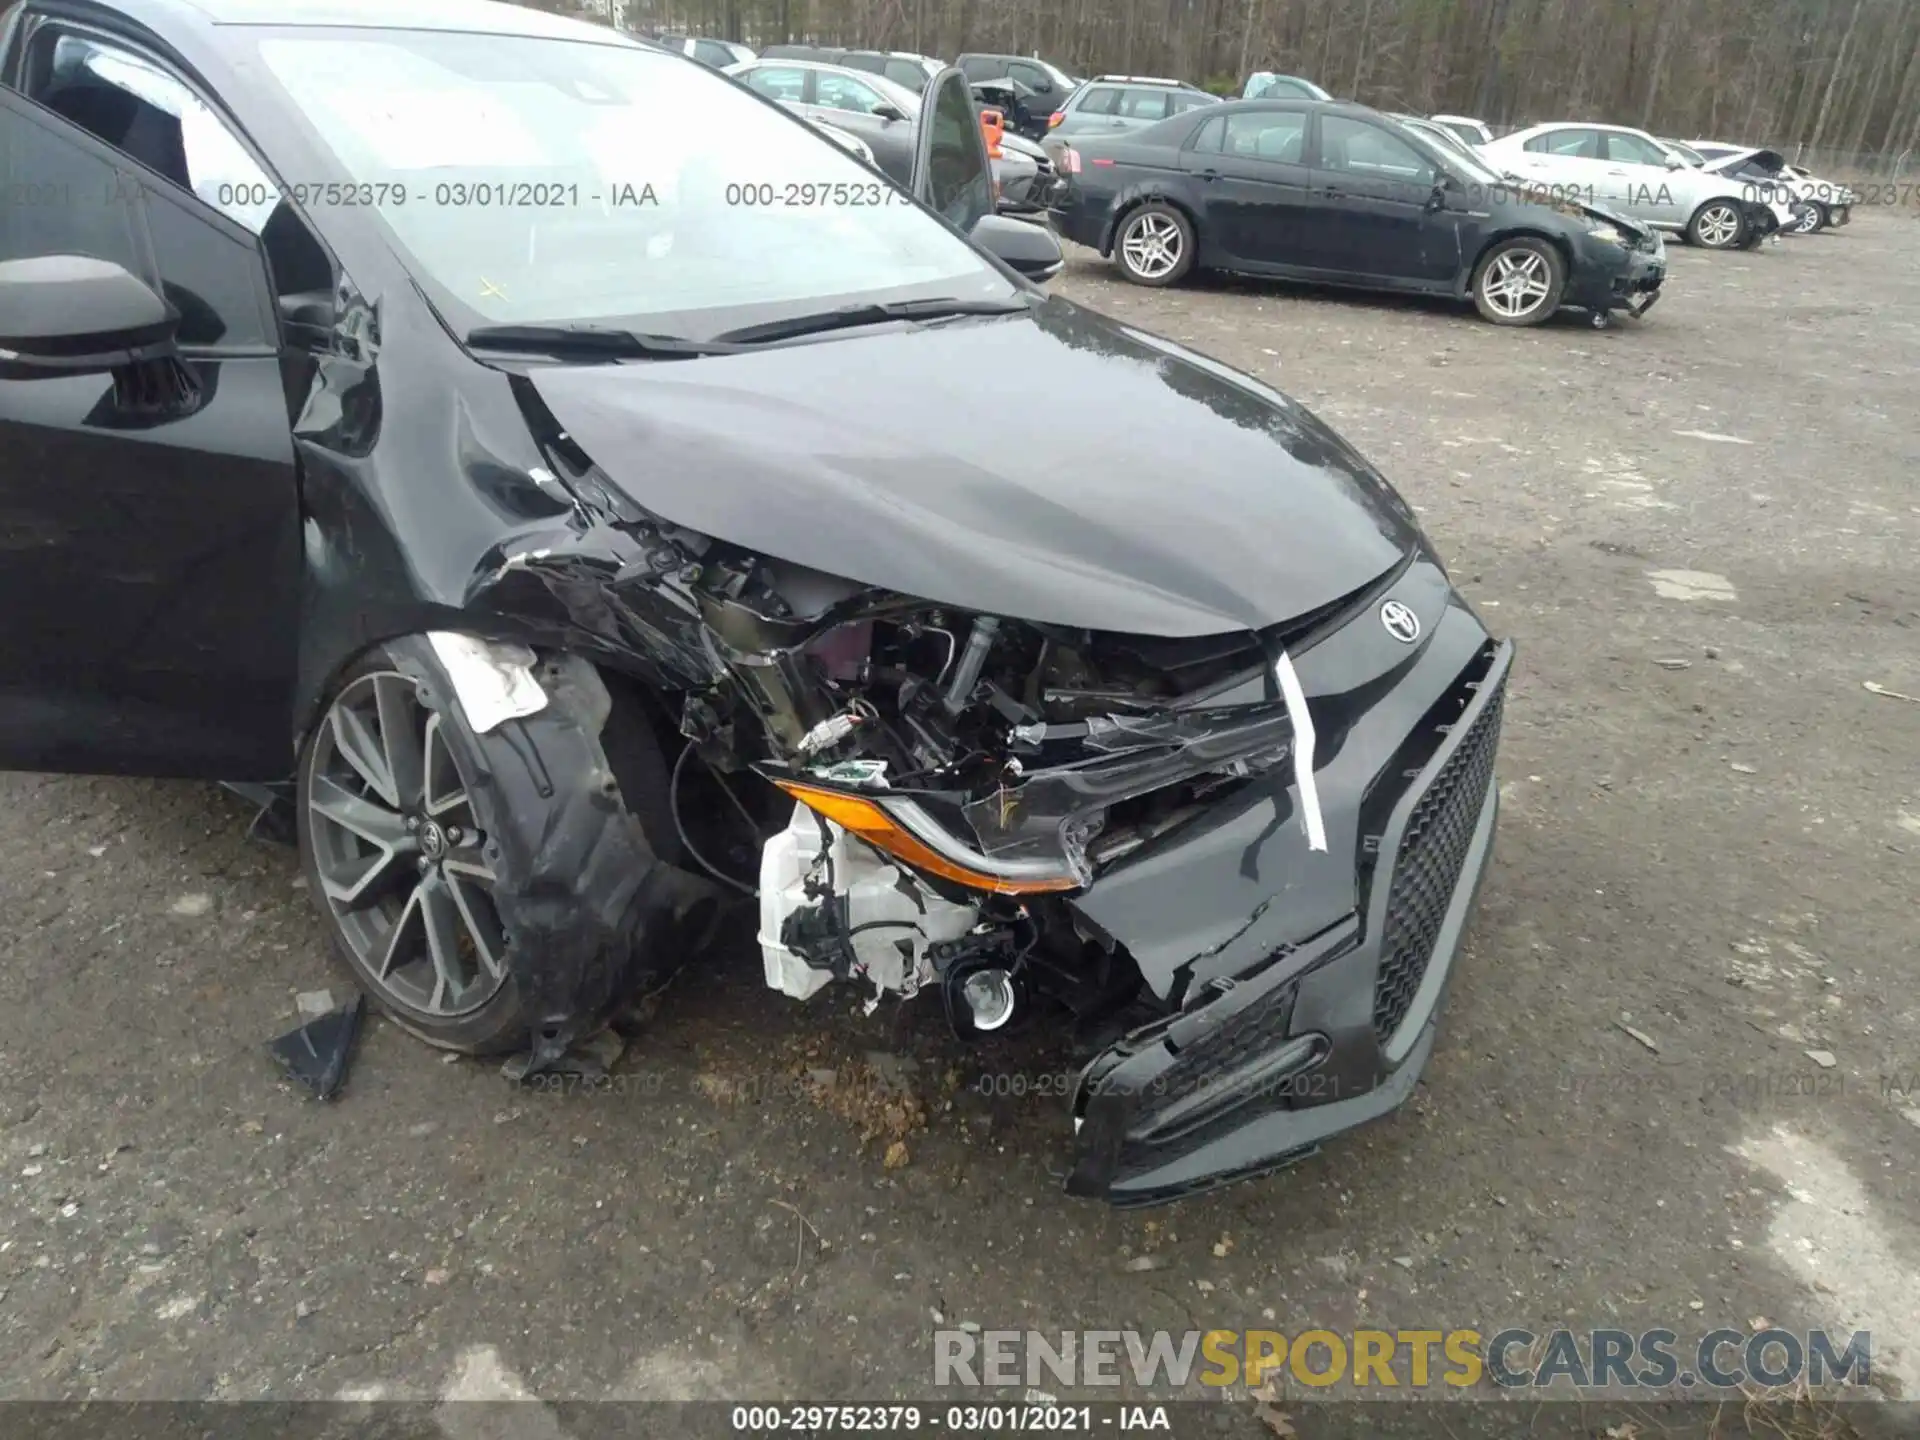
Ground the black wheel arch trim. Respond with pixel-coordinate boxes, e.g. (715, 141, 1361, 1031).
(369, 636, 722, 1070)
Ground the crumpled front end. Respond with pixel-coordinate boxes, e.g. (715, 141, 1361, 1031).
(1065, 612, 1510, 1205)
(466, 349, 1508, 1203)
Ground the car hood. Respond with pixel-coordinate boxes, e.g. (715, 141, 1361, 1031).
(525, 297, 1420, 638)
(1566, 196, 1652, 237)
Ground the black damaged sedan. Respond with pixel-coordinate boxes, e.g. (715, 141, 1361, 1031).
(1049, 98, 1666, 327)
(0, 0, 1510, 1206)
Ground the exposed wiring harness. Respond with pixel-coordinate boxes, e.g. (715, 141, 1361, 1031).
(669, 743, 759, 898)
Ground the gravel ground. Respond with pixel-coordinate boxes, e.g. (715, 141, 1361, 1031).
(1, 213, 1916, 1437)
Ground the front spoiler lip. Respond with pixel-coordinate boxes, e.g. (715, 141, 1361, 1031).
(1064, 639, 1512, 1207)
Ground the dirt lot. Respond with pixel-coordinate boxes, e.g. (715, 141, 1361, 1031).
(2, 213, 1917, 1435)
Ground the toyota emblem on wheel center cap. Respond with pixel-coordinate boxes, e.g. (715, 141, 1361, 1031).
(1380, 600, 1421, 644)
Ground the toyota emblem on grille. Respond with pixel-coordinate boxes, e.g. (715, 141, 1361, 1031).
(1380, 600, 1421, 644)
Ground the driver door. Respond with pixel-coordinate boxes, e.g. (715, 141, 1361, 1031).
(1600, 128, 1686, 223)
(0, 63, 301, 779)
(1307, 113, 1456, 283)
(912, 67, 996, 235)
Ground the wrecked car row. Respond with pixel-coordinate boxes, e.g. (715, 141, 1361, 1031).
(0, 0, 1508, 1206)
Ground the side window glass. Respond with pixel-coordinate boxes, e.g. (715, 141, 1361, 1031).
(1605, 131, 1669, 166)
(1117, 88, 1169, 121)
(1318, 115, 1433, 182)
(815, 74, 882, 115)
(744, 66, 807, 103)
(143, 177, 275, 348)
(1078, 86, 1119, 116)
(32, 34, 277, 234)
(693, 40, 733, 67)
(1189, 114, 1225, 153)
(1168, 92, 1214, 115)
(0, 87, 146, 275)
(1534, 127, 1598, 158)
(920, 71, 992, 232)
(1, 88, 272, 350)
(1222, 111, 1305, 164)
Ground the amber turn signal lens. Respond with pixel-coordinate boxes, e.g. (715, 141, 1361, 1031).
(773, 781, 1080, 895)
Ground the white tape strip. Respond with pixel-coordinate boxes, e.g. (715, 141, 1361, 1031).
(427, 631, 547, 734)
(1273, 649, 1327, 852)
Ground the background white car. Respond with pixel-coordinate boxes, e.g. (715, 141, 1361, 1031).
(1482, 122, 1794, 249)
(1689, 140, 1856, 232)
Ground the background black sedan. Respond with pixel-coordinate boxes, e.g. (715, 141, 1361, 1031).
(1048, 99, 1669, 327)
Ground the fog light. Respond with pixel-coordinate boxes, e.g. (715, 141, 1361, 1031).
(959, 968, 1016, 1031)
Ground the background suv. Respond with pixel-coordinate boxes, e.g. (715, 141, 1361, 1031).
(1048, 75, 1219, 140)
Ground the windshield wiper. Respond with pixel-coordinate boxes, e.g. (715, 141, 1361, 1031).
(711, 297, 1030, 347)
(464, 323, 744, 360)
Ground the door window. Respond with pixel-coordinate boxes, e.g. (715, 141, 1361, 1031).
(1076, 85, 1120, 116)
(1167, 91, 1215, 115)
(1603, 131, 1672, 167)
(27, 33, 278, 234)
(1222, 111, 1306, 164)
(692, 40, 735, 68)
(1, 87, 276, 350)
(919, 71, 992, 232)
(742, 65, 807, 103)
(1116, 88, 1169, 121)
(1318, 115, 1434, 183)
(1189, 114, 1226, 154)
(1524, 127, 1602, 158)
(883, 59, 926, 90)
(814, 73, 887, 116)
(958, 56, 1002, 81)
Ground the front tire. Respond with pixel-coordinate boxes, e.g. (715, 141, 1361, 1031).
(297, 639, 683, 1055)
(1471, 238, 1565, 326)
(1792, 202, 1827, 234)
(1687, 199, 1747, 249)
(1113, 202, 1195, 287)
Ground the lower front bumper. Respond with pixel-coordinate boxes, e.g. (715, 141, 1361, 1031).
(1569, 243, 1665, 316)
(1065, 639, 1512, 1207)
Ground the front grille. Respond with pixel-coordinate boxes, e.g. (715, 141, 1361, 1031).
(1372, 678, 1505, 1044)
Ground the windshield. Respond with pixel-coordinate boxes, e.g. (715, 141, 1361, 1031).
(251, 28, 1012, 338)
(1660, 139, 1705, 165)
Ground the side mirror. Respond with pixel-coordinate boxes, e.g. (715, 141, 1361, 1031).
(0, 255, 178, 380)
(873, 103, 907, 123)
(1425, 178, 1449, 211)
(1664, 156, 1684, 169)
(913, 66, 996, 235)
(969, 211, 1064, 283)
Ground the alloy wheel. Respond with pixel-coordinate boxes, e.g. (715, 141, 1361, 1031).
(1481, 249, 1552, 320)
(1793, 204, 1821, 233)
(1122, 212, 1184, 280)
(1695, 204, 1741, 247)
(306, 670, 508, 1018)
